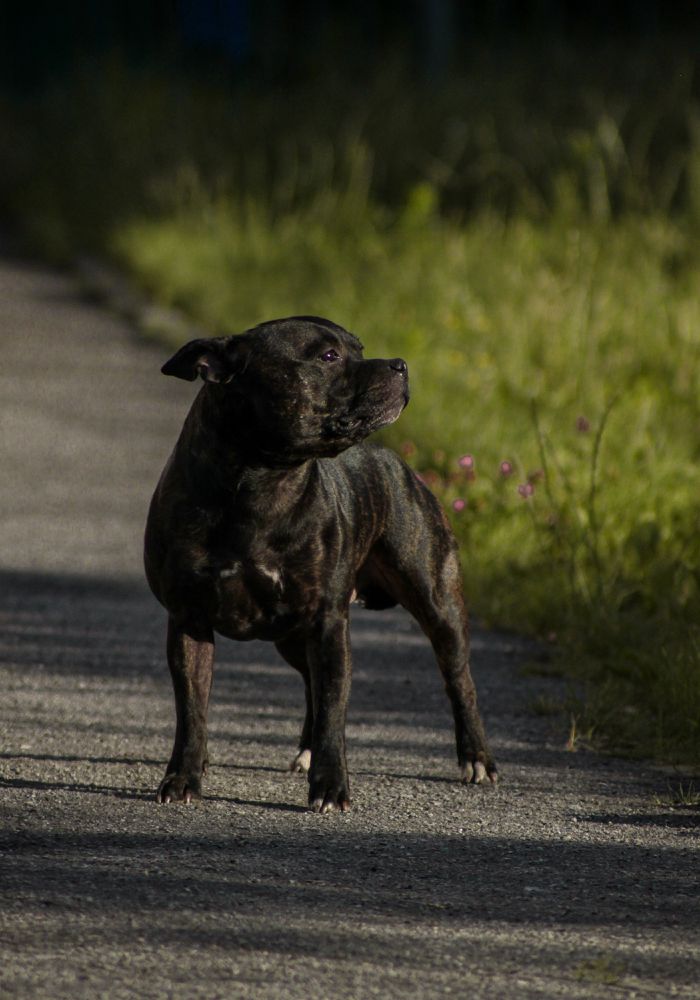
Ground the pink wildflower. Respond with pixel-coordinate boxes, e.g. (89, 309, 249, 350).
(452, 498, 466, 512)
(422, 470, 441, 488)
(458, 454, 474, 470)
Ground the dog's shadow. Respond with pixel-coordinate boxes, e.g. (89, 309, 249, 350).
(0, 750, 311, 810)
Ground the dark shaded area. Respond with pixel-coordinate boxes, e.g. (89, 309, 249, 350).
(0, 565, 654, 792)
(1, 1, 700, 247)
(1, 825, 698, 938)
(581, 810, 700, 831)
(1, 1, 699, 91)
(0, 565, 509, 734)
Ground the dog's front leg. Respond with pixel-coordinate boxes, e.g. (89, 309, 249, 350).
(156, 617, 214, 803)
(306, 615, 352, 813)
(275, 635, 313, 774)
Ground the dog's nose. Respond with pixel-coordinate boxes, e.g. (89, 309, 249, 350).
(389, 358, 408, 376)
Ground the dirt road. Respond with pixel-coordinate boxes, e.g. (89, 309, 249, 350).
(0, 253, 697, 998)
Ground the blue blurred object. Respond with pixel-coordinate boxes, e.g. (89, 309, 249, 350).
(178, 0, 251, 66)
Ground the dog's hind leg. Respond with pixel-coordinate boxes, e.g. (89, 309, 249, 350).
(275, 634, 313, 774)
(156, 617, 214, 803)
(373, 538, 497, 785)
(412, 575, 497, 785)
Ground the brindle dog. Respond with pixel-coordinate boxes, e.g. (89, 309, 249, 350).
(145, 316, 496, 812)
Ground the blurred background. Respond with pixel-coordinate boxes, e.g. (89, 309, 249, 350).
(1, 0, 699, 765)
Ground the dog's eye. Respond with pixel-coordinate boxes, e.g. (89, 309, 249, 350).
(321, 349, 341, 362)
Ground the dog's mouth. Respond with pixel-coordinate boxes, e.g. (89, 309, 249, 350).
(370, 390, 409, 430)
(321, 386, 409, 443)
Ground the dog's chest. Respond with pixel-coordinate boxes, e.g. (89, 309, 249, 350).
(207, 552, 314, 641)
(219, 558, 282, 590)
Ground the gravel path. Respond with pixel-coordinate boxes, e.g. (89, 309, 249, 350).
(0, 253, 698, 999)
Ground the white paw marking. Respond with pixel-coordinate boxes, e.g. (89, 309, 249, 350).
(473, 761, 487, 784)
(289, 749, 311, 774)
(461, 761, 495, 784)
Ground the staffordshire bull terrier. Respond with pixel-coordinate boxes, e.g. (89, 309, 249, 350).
(145, 316, 496, 812)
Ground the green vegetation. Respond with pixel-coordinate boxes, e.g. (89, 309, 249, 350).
(2, 45, 699, 764)
(657, 779, 700, 808)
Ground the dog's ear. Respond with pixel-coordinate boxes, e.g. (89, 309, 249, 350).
(161, 338, 233, 383)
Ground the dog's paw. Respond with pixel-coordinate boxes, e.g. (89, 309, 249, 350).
(308, 770, 351, 814)
(156, 772, 202, 804)
(309, 791, 351, 814)
(460, 757, 498, 786)
(289, 748, 312, 774)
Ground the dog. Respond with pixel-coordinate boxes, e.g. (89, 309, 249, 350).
(145, 316, 496, 812)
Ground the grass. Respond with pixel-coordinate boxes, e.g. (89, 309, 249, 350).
(656, 780, 700, 808)
(2, 44, 700, 765)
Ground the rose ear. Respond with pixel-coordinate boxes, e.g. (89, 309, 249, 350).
(161, 338, 232, 383)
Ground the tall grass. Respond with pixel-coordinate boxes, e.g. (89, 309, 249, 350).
(2, 46, 699, 764)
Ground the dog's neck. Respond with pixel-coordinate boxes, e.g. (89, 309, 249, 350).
(180, 389, 319, 513)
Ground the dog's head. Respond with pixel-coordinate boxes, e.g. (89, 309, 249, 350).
(162, 317, 409, 464)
